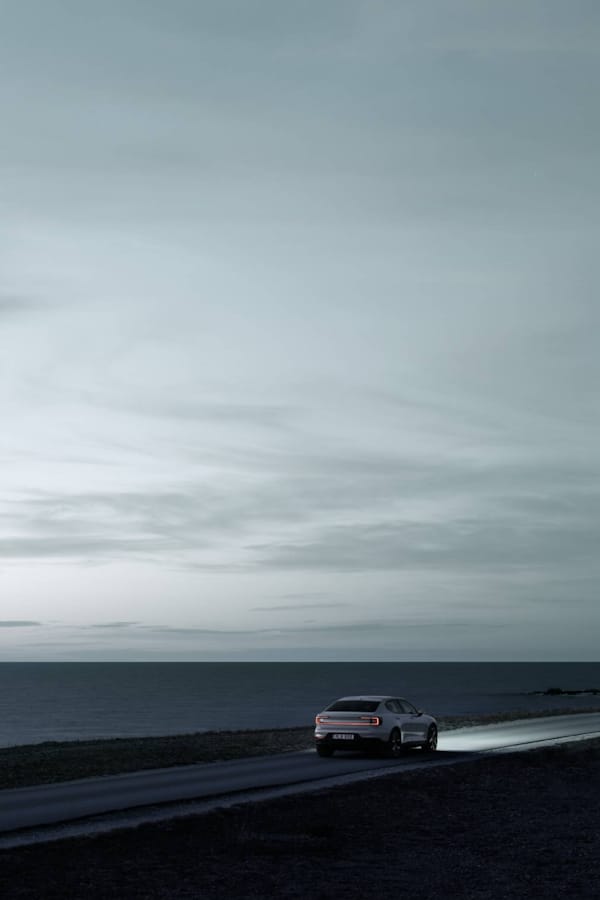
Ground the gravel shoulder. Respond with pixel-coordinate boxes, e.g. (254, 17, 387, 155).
(1, 735, 599, 899)
(3, 707, 600, 790)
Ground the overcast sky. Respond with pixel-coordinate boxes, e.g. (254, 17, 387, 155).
(1, 0, 599, 661)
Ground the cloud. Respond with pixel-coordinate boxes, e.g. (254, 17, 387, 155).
(0, 296, 43, 317)
(3, 451, 600, 578)
(0, 620, 41, 627)
(251, 513, 600, 573)
(251, 603, 351, 612)
(0, 535, 172, 560)
(418, 2, 599, 54)
(83, 389, 293, 430)
(105, 618, 510, 638)
(89, 621, 140, 629)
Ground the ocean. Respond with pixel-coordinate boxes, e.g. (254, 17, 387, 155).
(1, 661, 599, 749)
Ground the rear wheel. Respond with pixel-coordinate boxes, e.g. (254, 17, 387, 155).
(386, 728, 403, 758)
(316, 743, 334, 758)
(423, 725, 438, 752)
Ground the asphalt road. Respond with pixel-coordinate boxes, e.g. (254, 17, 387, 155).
(2, 712, 600, 837)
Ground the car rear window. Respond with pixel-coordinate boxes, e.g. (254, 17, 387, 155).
(326, 700, 380, 712)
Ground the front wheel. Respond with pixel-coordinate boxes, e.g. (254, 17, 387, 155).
(316, 743, 334, 758)
(386, 728, 403, 758)
(423, 725, 438, 752)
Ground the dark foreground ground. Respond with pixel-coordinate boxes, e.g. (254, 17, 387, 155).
(1, 737, 599, 900)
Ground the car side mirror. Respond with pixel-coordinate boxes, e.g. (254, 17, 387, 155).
(416, 710, 423, 716)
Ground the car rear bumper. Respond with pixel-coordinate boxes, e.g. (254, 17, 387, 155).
(314, 730, 386, 751)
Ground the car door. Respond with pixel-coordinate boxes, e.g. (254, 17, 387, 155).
(397, 698, 427, 742)
(384, 699, 408, 737)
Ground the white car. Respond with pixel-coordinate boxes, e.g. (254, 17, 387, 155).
(314, 695, 438, 757)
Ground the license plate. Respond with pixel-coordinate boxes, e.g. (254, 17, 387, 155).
(333, 733, 355, 740)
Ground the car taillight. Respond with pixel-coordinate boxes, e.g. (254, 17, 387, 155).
(315, 714, 381, 726)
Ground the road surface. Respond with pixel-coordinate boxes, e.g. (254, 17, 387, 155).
(1, 712, 599, 843)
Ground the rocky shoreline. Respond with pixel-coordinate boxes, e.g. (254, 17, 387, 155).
(531, 687, 600, 696)
(1, 732, 599, 899)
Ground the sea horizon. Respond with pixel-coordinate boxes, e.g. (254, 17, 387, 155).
(1, 661, 599, 749)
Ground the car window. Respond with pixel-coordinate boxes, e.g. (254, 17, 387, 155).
(397, 699, 417, 714)
(384, 700, 397, 712)
(326, 700, 380, 712)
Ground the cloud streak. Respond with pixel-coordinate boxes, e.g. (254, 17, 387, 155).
(3, 452, 600, 580)
(0, 296, 44, 317)
(251, 603, 351, 612)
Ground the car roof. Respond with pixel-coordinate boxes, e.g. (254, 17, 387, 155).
(335, 695, 398, 701)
